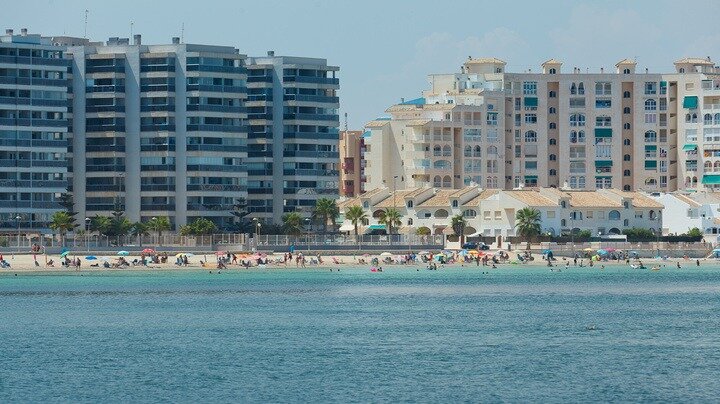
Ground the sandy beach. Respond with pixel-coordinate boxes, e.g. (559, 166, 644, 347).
(0, 250, 710, 273)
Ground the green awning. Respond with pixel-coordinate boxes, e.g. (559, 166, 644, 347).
(524, 175, 538, 180)
(683, 144, 697, 151)
(367, 224, 386, 230)
(595, 160, 613, 167)
(645, 145, 657, 151)
(523, 97, 538, 107)
(595, 128, 612, 137)
(683, 96, 698, 109)
(645, 160, 657, 169)
(595, 176, 612, 179)
(702, 174, 720, 185)
(660, 81, 667, 87)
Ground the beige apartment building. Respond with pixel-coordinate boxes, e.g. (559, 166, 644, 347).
(339, 130, 365, 197)
(365, 56, 720, 192)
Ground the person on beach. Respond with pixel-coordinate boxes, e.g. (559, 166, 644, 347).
(677, 262, 681, 268)
(696, 259, 700, 266)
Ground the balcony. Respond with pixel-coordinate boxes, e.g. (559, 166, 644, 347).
(186, 104, 245, 114)
(283, 113, 339, 122)
(283, 94, 339, 104)
(283, 150, 339, 158)
(283, 132, 339, 140)
(283, 76, 339, 85)
(282, 169, 339, 177)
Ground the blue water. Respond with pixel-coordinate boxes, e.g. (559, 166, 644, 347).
(1, 266, 720, 402)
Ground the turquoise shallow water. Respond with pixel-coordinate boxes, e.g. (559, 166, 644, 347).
(1, 265, 720, 402)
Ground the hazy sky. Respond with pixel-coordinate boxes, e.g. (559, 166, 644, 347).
(5, 0, 720, 128)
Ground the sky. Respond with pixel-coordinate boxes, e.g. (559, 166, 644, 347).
(4, 0, 720, 128)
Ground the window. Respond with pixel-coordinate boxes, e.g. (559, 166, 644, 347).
(569, 130, 585, 144)
(705, 113, 714, 125)
(548, 106, 556, 114)
(596, 116, 611, 127)
(609, 210, 621, 220)
(549, 68, 556, 74)
(569, 161, 586, 173)
(524, 131, 537, 142)
(523, 81, 537, 95)
(623, 68, 630, 74)
(570, 83, 577, 95)
(549, 169, 557, 176)
(525, 114, 537, 124)
(595, 82, 611, 95)
(596, 99, 612, 108)
(549, 154, 557, 161)
(451, 200, 459, 208)
(645, 99, 657, 111)
(645, 130, 657, 142)
(624, 123, 631, 130)
(463, 209, 476, 218)
(624, 169, 631, 176)
(595, 177, 612, 189)
(570, 113, 585, 127)
(569, 98, 586, 108)
(623, 91, 631, 98)
(624, 107, 631, 114)
(549, 138, 557, 145)
(486, 112, 498, 125)
(624, 154, 631, 161)
(644, 82, 657, 95)
(578, 83, 585, 95)
(623, 185, 631, 191)
(407, 201, 413, 208)
(624, 138, 631, 146)
(549, 122, 556, 129)
(549, 90, 557, 98)
(525, 161, 537, 170)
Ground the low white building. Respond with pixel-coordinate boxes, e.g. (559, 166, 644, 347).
(338, 187, 664, 242)
(650, 192, 720, 241)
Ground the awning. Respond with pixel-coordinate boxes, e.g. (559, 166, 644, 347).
(683, 144, 698, 151)
(645, 160, 658, 169)
(523, 97, 538, 107)
(702, 174, 720, 185)
(524, 175, 538, 180)
(367, 224, 385, 230)
(683, 96, 698, 109)
(595, 176, 612, 179)
(595, 160, 613, 167)
(645, 145, 657, 151)
(660, 81, 667, 87)
(338, 223, 355, 232)
(594, 128, 612, 137)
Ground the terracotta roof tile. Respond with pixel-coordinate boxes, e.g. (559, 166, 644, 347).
(417, 189, 456, 207)
(567, 191, 621, 208)
(603, 189, 664, 208)
(365, 120, 390, 128)
(505, 190, 559, 207)
(374, 188, 424, 208)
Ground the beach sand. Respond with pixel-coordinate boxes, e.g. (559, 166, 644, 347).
(0, 250, 707, 273)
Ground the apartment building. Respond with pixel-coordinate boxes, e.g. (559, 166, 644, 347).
(365, 56, 720, 193)
(338, 186, 664, 239)
(245, 53, 339, 224)
(339, 130, 365, 197)
(0, 29, 69, 232)
(64, 35, 248, 229)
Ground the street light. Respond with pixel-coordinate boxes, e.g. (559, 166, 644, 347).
(304, 217, 311, 253)
(151, 216, 157, 245)
(15, 214, 21, 254)
(85, 217, 91, 252)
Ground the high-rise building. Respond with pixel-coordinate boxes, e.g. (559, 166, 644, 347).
(0, 29, 70, 232)
(365, 57, 720, 193)
(245, 53, 339, 223)
(339, 130, 365, 197)
(64, 35, 248, 229)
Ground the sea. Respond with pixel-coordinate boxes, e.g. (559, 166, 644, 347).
(1, 265, 719, 403)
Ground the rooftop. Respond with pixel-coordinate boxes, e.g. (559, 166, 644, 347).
(505, 190, 558, 207)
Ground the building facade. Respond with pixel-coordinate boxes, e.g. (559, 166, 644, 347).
(339, 187, 664, 239)
(365, 57, 720, 193)
(339, 130, 365, 197)
(64, 35, 248, 229)
(245, 53, 339, 224)
(0, 29, 69, 232)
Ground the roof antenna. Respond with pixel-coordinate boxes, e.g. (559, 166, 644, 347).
(344, 112, 348, 131)
(84, 9, 89, 39)
(130, 21, 134, 39)
(180, 23, 185, 43)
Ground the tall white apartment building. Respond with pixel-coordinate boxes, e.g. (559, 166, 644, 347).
(63, 35, 248, 229)
(0, 29, 69, 232)
(365, 56, 720, 193)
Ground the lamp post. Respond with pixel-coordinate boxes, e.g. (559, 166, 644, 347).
(151, 216, 157, 246)
(304, 217, 311, 253)
(15, 214, 21, 254)
(85, 217, 91, 252)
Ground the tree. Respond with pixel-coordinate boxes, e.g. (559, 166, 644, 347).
(451, 214, 467, 245)
(180, 218, 218, 236)
(378, 208, 402, 235)
(686, 227, 703, 238)
(229, 197, 252, 232)
(344, 205, 367, 237)
(131, 222, 149, 246)
(49, 211, 74, 247)
(313, 198, 339, 233)
(56, 188, 79, 232)
(282, 212, 304, 236)
(515, 207, 541, 248)
(147, 216, 171, 244)
(416, 227, 431, 236)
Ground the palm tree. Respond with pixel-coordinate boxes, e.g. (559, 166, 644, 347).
(131, 222, 149, 247)
(344, 205, 367, 237)
(313, 198, 339, 233)
(49, 211, 74, 247)
(378, 208, 402, 236)
(282, 212, 304, 237)
(515, 207, 541, 249)
(451, 214, 467, 246)
(147, 216, 171, 245)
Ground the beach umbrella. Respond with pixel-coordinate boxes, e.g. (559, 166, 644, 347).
(215, 251, 228, 256)
(85, 255, 97, 260)
(117, 251, 129, 256)
(142, 248, 155, 254)
(458, 249, 469, 256)
(583, 247, 594, 252)
(60, 251, 70, 258)
(713, 248, 720, 253)
(542, 249, 553, 254)
(380, 252, 392, 257)
(605, 247, 617, 252)
(597, 249, 608, 255)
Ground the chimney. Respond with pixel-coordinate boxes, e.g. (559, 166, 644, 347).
(133, 34, 141, 45)
(645, 67, 649, 73)
(600, 67, 604, 73)
(20, 28, 27, 36)
(172, 36, 180, 44)
(267, 50, 274, 57)
(5, 29, 13, 35)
